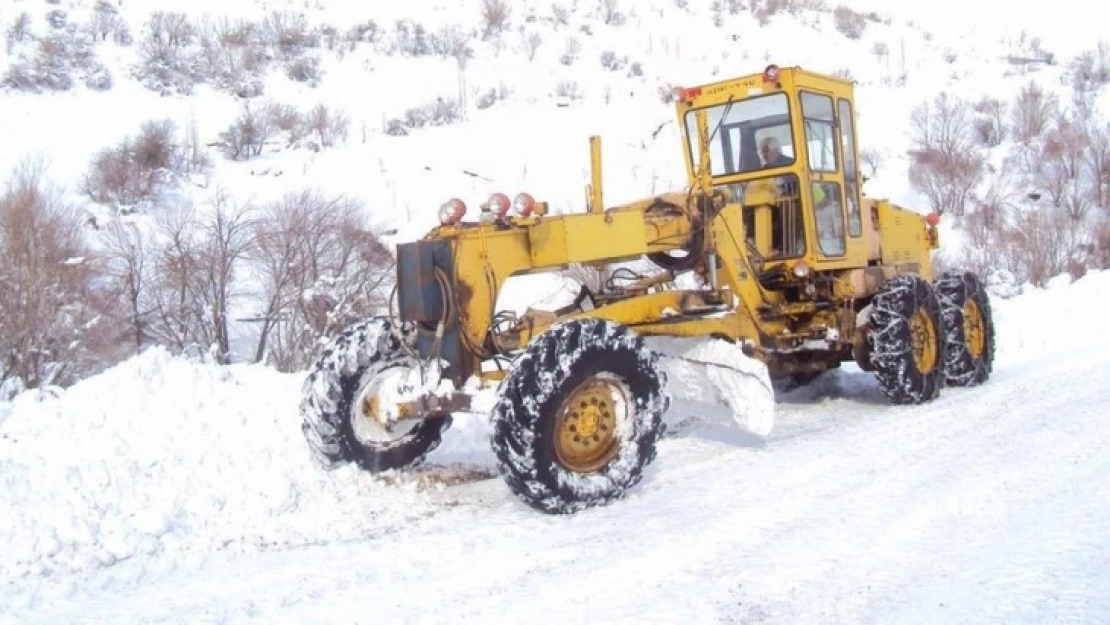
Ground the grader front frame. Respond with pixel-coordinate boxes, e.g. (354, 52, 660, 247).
(298, 64, 996, 514)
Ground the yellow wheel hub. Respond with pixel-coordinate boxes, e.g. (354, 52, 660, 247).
(553, 379, 624, 474)
(910, 308, 938, 374)
(963, 299, 985, 360)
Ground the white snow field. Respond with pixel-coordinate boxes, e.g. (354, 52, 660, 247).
(2, 271, 1109, 624)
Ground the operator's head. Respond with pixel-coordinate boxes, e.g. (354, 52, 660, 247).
(760, 137, 783, 164)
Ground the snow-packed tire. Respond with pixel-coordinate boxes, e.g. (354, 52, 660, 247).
(299, 316, 452, 473)
(490, 318, 669, 514)
(866, 274, 947, 405)
(935, 269, 995, 387)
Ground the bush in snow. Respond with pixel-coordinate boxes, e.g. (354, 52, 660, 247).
(385, 98, 462, 135)
(599, 50, 627, 71)
(560, 36, 582, 66)
(302, 103, 350, 147)
(431, 23, 474, 64)
(391, 19, 432, 56)
(2, 31, 105, 92)
(0, 162, 116, 390)
(83, 119, 188, 207)
(218, 101, 273, 160)
(973, 97, 1008, 148)
(907, 92, 985, 216)
(86, 1, 128, 42)
(1010, 80, 1058, 145)
(45, 10, 68, 30)
(284, 53, 322, 85)
(262, 11, 318, 59)
(598, 0, 625, 26)
(6, 12, 32, 47)
(475, 83, 511, 110)
(480, 0, 511, 40)
(833, 5, 866, 39)
(133, 12, 203, 95)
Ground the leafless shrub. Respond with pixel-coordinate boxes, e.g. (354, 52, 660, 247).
(973, 97, 1007, 147)
(560, 36, 582, 65)
(555, 80, 582, 100)
(431, 23, 473, 62)
(345, 20, 380, 45)
(522, 31, 542, 61)
(87, 4, 126, 42)
(476, 83, 511, 110)
(218, 101, 273, 160)
(263, 11, 317, 58)
(1000, 203, 1086, 287)
(480, 0, 511, 40)
(1011, 80, 1058, 144)
(1084, 120, 1110, 211)
(7, 12, 32, 46)
(266, 102, 306, 143)
(302, 103, 350, 147)
(284, 53, 322, 84)
(246, 189, 394, 371)
(599, 50, 627, 71)
(3, 30, 104, 92)
(84, 119, 186, 206)
(391, 19, 432, 56)
(385, 97, 462, 135)
(833, 5, 866, 39)
(550, 4, 571, 27)
(0, 162, 114, 389)
(657, 82, 676, 104)
(135, 13, 204, 95)
(599, 0, 626, 26)
(98, 216, 151, 353)
(907, 93, 984, 216)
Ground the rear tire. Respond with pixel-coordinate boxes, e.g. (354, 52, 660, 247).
(299, 317, 452, 473)
(866, 274, 947, 404)
(490, 318, 669, 514)
(935, 270, 995, 387)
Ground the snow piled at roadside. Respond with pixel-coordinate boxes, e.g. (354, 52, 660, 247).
(0, 348, 482, 583)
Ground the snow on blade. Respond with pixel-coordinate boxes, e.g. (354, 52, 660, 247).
(648, 336, 776, 436)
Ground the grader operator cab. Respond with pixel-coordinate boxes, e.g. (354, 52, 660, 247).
(299, 65, 996, 514)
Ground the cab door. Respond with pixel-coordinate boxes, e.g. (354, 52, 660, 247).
(797, 89, 867, 268)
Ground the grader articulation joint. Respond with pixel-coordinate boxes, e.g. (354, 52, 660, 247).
(299, 64, 996, 515)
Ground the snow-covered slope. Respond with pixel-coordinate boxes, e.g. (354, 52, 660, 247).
(2, 270, 1109, 623)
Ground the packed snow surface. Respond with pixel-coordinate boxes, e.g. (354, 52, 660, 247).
(2, 271, 1109, 624)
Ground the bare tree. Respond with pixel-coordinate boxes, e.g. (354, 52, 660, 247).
(907, 93, 985, 216)
(99, 216, 151, 353)
(0, 161, 113, 389)
(193, 195, 254, 363)
(245, 189, 394, 371)
(1011, 80, 1058, 145)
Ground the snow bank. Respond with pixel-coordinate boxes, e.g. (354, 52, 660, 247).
(0, 347, 490, 582)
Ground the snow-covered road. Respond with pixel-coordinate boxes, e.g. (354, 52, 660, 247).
(3, 273, 1110, 625)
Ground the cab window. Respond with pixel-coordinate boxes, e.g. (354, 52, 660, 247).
(800, 92, 837, 173)
(839, 98, 862, 237)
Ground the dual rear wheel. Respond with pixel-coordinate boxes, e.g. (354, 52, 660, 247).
(865, 270, 995, 404)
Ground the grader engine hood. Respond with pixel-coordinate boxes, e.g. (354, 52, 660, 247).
(395, 239, 471, 386)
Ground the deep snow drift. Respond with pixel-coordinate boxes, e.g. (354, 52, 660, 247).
(2, 271, 1109, 624)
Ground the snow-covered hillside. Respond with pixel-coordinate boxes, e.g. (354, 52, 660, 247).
(2, 269, 1109, 624)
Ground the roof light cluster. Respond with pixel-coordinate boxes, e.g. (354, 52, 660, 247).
(437, 193, 537, 226)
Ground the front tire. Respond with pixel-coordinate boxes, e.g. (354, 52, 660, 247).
(935, 269, 995, 387)
(490, 319, 669, 514)
(867, 274, 947, 404)
(299, 317, 452, 473)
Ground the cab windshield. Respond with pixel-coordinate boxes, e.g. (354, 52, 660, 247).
(684, 92, 795, 177)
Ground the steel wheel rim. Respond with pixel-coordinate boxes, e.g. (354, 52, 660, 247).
(553, 377, 628, 474)
(351, 366, 423, 445)
(963, 299, 985, 360)
(910, 308, 938, 374)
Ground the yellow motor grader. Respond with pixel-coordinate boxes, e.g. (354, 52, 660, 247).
(299, 65, 995, 514)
